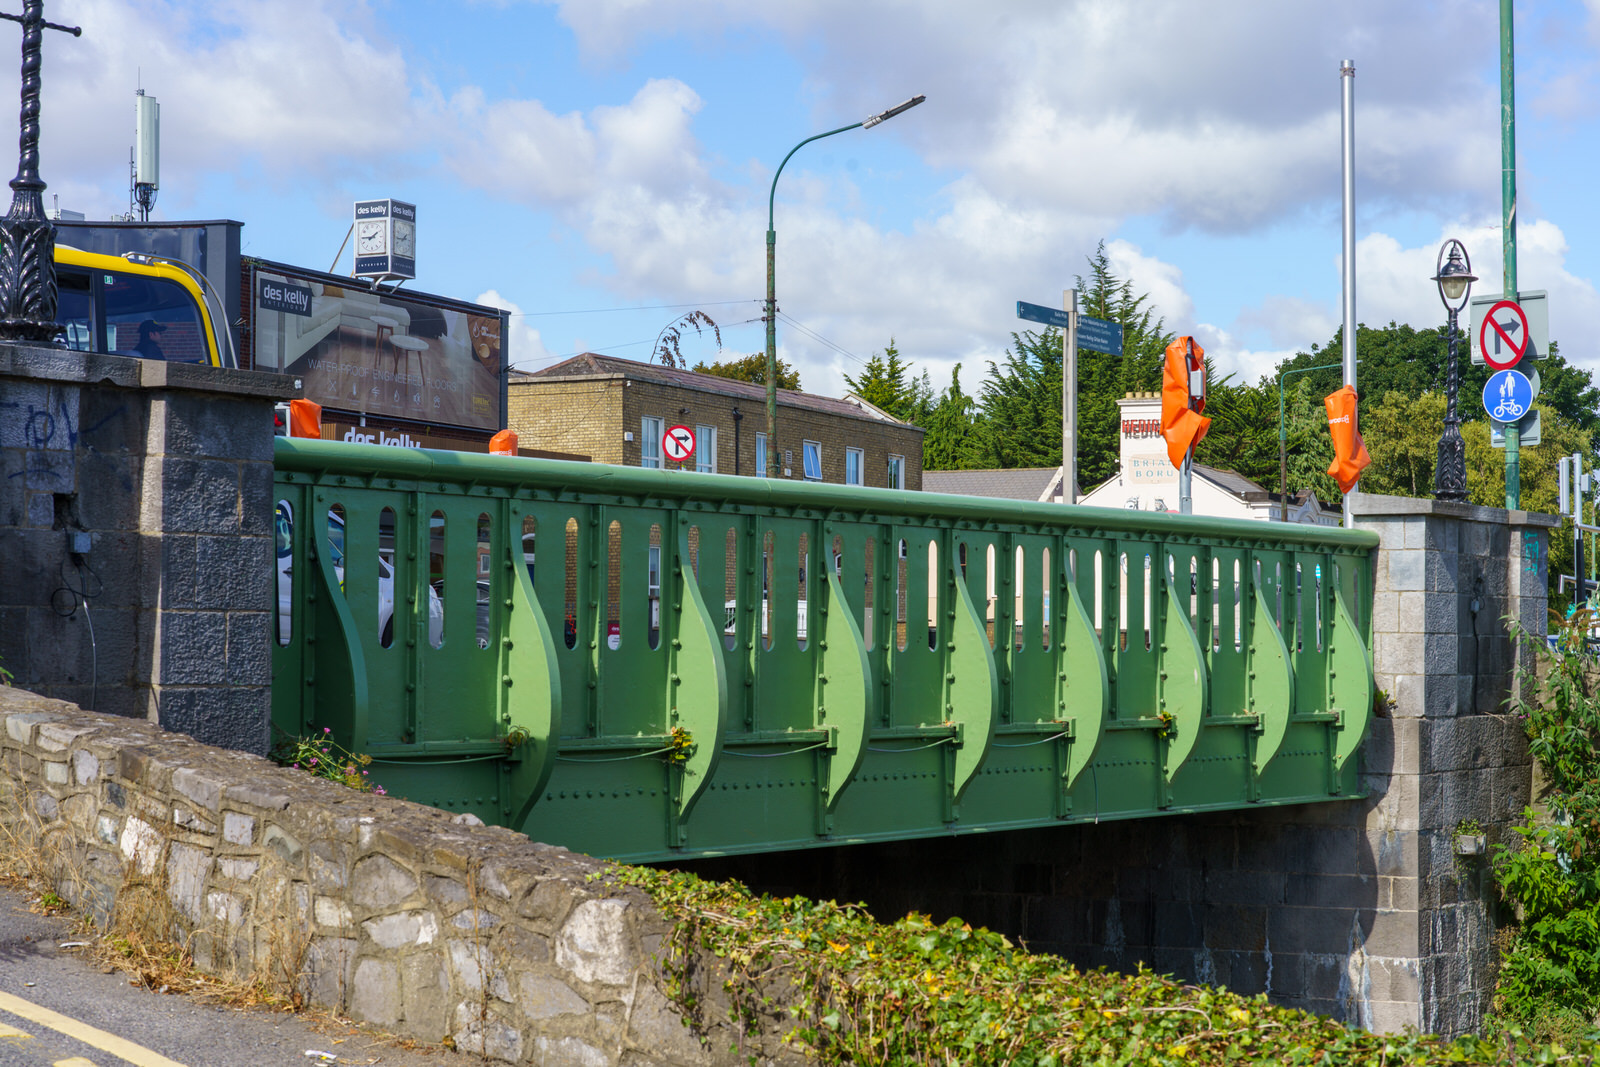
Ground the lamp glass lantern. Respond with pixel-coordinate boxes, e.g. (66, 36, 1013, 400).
(1431, 241, 1477, 310)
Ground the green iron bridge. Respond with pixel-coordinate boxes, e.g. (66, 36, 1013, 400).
(271, 439, 1377, 863)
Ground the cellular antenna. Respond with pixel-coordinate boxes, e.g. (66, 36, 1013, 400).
(132, 88, 158, 221)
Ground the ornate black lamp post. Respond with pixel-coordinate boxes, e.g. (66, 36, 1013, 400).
(0, 0, 79, 343)
(1432, 239, 1477, 501)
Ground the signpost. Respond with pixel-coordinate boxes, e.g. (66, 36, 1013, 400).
(1017, 298, 1124, 506)
(1477, 298, 1532, 371)
(1470, 290, 1547, 366)
(662, 424, 696, 464)
(1483, 368, 1533, 422)
(1491, 410, 1541, 448)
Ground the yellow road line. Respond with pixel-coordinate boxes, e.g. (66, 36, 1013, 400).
(0, 1019, 30, 1039)
(55, 1059, 99, 1066)
(0, 990, 186, 1067)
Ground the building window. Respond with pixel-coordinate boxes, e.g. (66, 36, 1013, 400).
(802, 440, 822, 481)
(755, 432, 767, 478)
(696, 424, 717, 473)
(641, 416, 662, 468)
(887, 454, 905, 490)
(845, 447, 863, 485)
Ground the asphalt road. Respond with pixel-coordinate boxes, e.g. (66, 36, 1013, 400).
(0, 887, 475, 1067)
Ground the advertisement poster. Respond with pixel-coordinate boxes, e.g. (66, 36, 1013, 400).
(251, 262, 506, 432)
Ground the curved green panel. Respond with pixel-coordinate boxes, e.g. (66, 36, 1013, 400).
(819, 569, 872, 812)
(948, 563, 999, 802)
(503, 508, 562, 827)
(1160, 583, 1207, 783)
(1060, 577, 1107, 790)
(671, 541, 729, 822)
(1328, 584, 1373, 776)
(1249, 583, 1294, 776)
(310, 504, 369, 749)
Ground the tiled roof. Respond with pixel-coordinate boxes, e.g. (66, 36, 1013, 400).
(922, 467, 1062, 500)
(513, 353, 919, 428)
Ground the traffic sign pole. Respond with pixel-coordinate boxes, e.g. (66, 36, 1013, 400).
(1063, 289, 1077, 505)
(1502, 0, 1520, 509)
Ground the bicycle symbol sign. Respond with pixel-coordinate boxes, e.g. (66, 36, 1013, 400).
(1482, 369, 1533, 423)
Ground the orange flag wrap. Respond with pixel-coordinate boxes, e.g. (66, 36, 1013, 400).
(1323, 384, 1371, 494)
(288, 398, 322, 439)
(1161, 336, 1210, 469)
(489, 429, 519, 456)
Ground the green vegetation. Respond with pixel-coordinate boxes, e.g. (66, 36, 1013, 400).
(871, 242, 1597, 604)
(1490, 610, 1600, 1045)
(616, 864, 1591, 1065)
(694, 351, 802, 390)
(270, 727, 385, 795)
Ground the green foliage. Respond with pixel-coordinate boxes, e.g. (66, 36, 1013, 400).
(694, 352, 802, 391)
(1492, 611, 1600, 1041)
(0, 655, 11, 686)
(843, 340, 917, 419)
(655, 311, 722, 369)
(271, 728, 386, 795)
(616, 864, 1590, 1065)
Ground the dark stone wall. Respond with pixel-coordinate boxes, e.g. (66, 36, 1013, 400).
(0, 345, 295, 752)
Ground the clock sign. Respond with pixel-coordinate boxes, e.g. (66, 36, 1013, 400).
(352, 198, 417, 280)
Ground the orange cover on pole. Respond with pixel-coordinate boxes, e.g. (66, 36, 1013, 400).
(489, 429, 518, 456)
(1323, 384, 1371, 494)
(1161, 337, 1210, 469)
(288, 398, 322, 439)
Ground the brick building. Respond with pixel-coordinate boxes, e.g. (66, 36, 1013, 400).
(508, 354, 924, 489)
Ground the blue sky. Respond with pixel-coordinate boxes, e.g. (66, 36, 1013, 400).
(21, 0, 1600, 398)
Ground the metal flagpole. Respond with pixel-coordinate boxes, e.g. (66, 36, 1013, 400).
(1340, 59, 1358, 528)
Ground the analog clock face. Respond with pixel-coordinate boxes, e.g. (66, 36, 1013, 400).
(392, 219, 415, 258)
(356, 219, 387, 255)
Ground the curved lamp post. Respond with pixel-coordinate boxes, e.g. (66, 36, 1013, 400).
(1431, 239, 1477, 501)
(764, 94, 925, 477)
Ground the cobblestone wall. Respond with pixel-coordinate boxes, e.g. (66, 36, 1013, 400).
(0, 689, 798, 1067)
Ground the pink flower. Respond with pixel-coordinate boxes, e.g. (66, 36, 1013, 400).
(323, 727, 331, 733)
(375, 786, 387, 795)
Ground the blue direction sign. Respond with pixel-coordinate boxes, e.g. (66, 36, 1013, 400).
(1015, 301, 1124, 356)
(1483, 369, 1534, 423)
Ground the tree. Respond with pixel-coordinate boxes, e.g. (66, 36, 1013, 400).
(921, 364, 980, 470)
(653, 310, 721, 369)
(693, 353, 801, 390)
(844, 340, 915, 419)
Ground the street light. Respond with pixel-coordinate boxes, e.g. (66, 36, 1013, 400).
(1431, 239, 1477, 501)
(763, 94, 925, 477)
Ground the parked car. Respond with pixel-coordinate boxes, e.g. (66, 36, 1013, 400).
(275, 501, 442, 647)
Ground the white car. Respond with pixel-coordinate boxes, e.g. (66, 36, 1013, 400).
(276, 501, 442, 647)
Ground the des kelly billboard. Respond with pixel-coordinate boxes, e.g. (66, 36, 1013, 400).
(249, 261, 507, 433)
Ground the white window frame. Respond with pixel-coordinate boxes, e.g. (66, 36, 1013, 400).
(845, 447, 863, 486)
(887, 454, 905, 490)
(755, 432, 768, 478)
(641, 416, 663, 469)
(695, 424, 717, 474)
(802, 440, 822, 481)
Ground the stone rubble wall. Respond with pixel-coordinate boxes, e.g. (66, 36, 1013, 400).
(0, 689, 800, 1067)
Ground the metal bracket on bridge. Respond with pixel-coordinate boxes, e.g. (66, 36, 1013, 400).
(1158, 581, 1208, 797)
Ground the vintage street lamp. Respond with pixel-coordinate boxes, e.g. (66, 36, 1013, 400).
(0, 1, 80, 343)
(763, 94, 924, 477)
(1431, 239, 1477, 501)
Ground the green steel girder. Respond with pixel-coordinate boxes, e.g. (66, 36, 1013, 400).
(271, 439, 1380, 861)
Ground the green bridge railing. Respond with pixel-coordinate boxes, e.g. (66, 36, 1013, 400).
(271, 439, 1377, 862)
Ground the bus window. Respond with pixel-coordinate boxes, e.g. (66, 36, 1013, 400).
(103, 271, 207, 364)
(56, 269, 92, 352)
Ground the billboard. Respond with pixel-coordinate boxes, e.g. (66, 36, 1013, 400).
(249, 261, 506, 433)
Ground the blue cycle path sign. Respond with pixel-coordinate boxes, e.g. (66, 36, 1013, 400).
(1016, 300, 1124, 356)
(1483, 369, 1534, 423)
